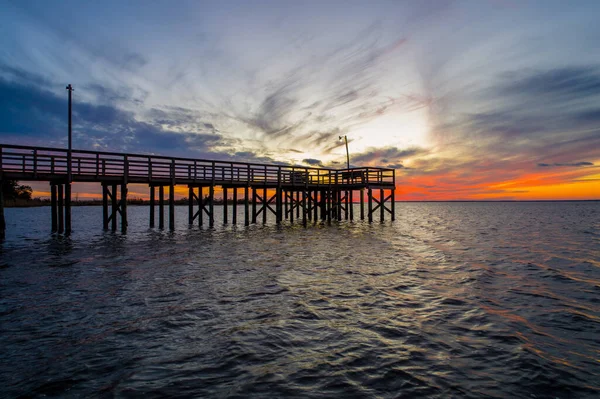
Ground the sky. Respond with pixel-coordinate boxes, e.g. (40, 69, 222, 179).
(1, 0, 599, 200)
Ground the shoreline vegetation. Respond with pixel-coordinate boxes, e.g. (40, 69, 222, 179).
(4, 198, 598, 208)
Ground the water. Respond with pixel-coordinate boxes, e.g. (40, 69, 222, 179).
(1, 202, 599, 398)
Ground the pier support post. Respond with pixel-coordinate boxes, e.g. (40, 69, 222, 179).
(244, 186, 249, 226)
(102, 184, 108, 230)
(380, 188, 385, 222)
(232, 188, 237, 225)
(252, 188, 257, 224)
(150, 186, 155, 227)
(313, 191, 318, 221)
(111, 183, 117, 231)
(302, 190, 307, 227)
(58, 184, 64, 234)
(121, 184, 127, 233)
(223, 187, 228, 224)
(344, 190, 349, 220)
(391, 188, 395, 221)
(198, 187, 204, 226)
(65, 183, 71, 235)
(349, 190, 354, 221)
(263, 188, 268, 225)
(169, 184, 175, 230)
(51, 183, 58, 232)
(0, 181, 5, 240)
(284, 190, 288, 220)
(209, 185, 214, 227)
(276, 187, 282, 224)
(159, 186, 165, 229)
(368, 188, 373, 223)
(360, 188, 364, 220)
(188, 186, 193, 225)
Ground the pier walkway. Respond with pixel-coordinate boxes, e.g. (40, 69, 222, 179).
(0, 143, 395, 236)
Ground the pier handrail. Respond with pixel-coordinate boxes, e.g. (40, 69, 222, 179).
(0, 143, 395, 187)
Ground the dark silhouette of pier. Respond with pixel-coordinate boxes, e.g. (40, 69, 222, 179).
(0, 143, 395, 236)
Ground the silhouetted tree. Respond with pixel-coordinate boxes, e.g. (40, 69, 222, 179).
(2, 180, 33, 200)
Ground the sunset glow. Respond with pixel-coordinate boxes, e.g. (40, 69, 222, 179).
(1, 1, 599, 201)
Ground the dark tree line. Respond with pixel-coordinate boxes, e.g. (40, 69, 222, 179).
(2, 180, 33, 200)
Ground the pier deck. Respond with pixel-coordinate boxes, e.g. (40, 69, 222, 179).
(0, 144, 396, 236)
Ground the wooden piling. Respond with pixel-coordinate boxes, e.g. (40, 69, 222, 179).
(244, 186, 250, 226)
(58, 184, 64, 234)
(349, 190, 354, 221)
(391, 189, 395, 221)
(252, 188, 257, 224)
(360, 188, 364, 220)
(111, 183, 117, 231)
(102, 184, 108, 230)
(51, 183, 58, 232)
(209, 185, 214, 227)
(313, 191, 318, 221)
(188, 186, 193, 225)
(199, 187, 204, 226)
(262, 187, 267, 225)
(223, 187, 228, 224)
(368, 188, 373, 223)
(232, 188, 237, 225)
(150, 186, 155, 227)
(302, 190, 307, 227)
(64, 183, 71, 235)
(159, 185, 165, 229)
(169, 184, 175, 230)
(380, 188, 384, 222)
(0, 182, 5, 240)
(121, 184, 127, 233)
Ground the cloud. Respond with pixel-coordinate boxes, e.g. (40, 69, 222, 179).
(0, 66, 228, 158)
(351, 146, 427, 165)
(302, 158, 323, 167)
(537, 162, 594, 167)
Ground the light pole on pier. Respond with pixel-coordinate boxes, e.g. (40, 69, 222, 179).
(66, 84, 74, 182)
(339, 135, 350, 169)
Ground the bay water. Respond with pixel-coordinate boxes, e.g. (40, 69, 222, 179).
(1, 202, 599, 398)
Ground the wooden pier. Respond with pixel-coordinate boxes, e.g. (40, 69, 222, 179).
(0, 144, 395, 236)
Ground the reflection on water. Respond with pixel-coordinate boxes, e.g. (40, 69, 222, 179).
(1, 202, 599, 398)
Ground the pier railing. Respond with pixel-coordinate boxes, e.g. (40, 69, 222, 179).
(0, 144, 395, 187)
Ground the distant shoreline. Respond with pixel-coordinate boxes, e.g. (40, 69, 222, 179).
(4, 199, 598, 208)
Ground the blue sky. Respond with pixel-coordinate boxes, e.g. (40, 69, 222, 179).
(1, 0, 599, 199)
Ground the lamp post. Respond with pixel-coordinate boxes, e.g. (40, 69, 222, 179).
(65, 84, 74, 235)
(339, 135, 350, 169)
(66, 84, 74, 182)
